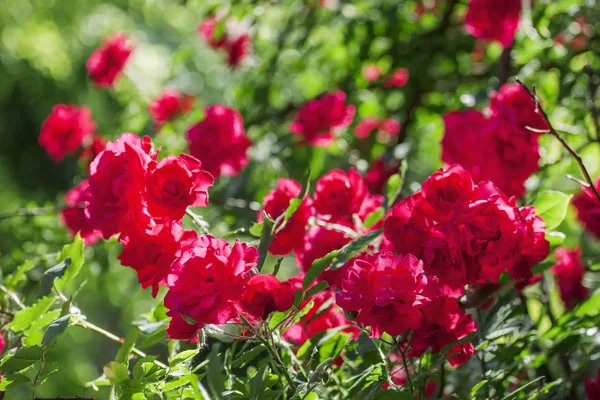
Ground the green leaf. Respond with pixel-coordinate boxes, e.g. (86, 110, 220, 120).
(363, 208, 385, 229)
(0, 373, 31, 390)
(545, 231, 566, 247)
(249, 222, 264, 237)
(533, 191, 573, 230)
(55, 233, 85, 291)
(576, 292, 600, 317)
(115, 327, 139, 366)
(36, 360, 59, 385)
(249, 363, 269, 400)
(302, 250, 341, 290)
(104, 361, 129, 384)
(207, 346, 226, 399)
(163, 375, 193, 392)
(3, 259, 37, 290)
(42, 314, 71, 346)
(384, 159, 408, 210)
(256, 214, 275, 272)
(169, 349, 199, 367)
(283, 198, 303, 221)
(329, 229, 383, 271)
(500, 376, 545, 400)
(272, 257, 284, 278)
(39, 258, 70, 297)
(304, 281, 329, 300)
(0, 346, 42, 373)
(232, 345, 266, 368)
(7, 296, 55, 332)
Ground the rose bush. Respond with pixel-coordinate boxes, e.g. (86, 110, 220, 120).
(0, 0, 599, 399)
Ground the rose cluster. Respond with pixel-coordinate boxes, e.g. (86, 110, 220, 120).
(197, 16, 252, 68)
(442, 83, 548, 197)
(383, 164, 550, 296)
(465, 0, 521, 48)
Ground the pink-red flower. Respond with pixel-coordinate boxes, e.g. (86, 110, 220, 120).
(363, 64, 382, 81)
(118, 223, 197, 297)
(39, 104, 97, 162)
(240, 274, 294, 319)
(60, 179, 100, 246)
(187, 104, 251, 179)
(551, 247, 589, 310)
(464, 0, 521, 48)
(87, 34, 135, 88)
(421, 164, 474, 217)
(149, 89, 194, 128)
(260, 178, 312, 256)
(585, 369, 600, 400)
(488, 83, 549, 132)
(84, 133, 153, 239)
(573, 178, 600, 239)
(290, 91, 355, 146)
(354, 117, 400, 139)
(165, 235, 258, 341)
(197, 16, 251, 68)
(145, 154, 213, 222)
(313, 168, 368, 220)
(383, 68, 410, 88)
(336, 252, 431, 337)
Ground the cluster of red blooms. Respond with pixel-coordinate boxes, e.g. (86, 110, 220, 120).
(573, 177, 600, 240)
(354, 116, 401, 140)
(551, 247, 589, 310)
(464, 0, 521, 48)
(362, 65, 410, 89)
(197, 16, 252, 68)
(442, 83, 548, 197)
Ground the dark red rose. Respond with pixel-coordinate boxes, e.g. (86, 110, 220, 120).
(573, 177, 600, 239)
(145, 154, 213, 222)
(84, 133, 152, 239)
(39, 104, 97, 162)
(86, 34, 134, 88)
(465, 0, 521, 48)
(60, 179, 100, 245)
(149, 89, 194, 128)
(421, 164, 474, 218)
(313, 168, 368, 220)
(383, 193, 433, 259)
(441, 110, 487, 173)
(165, 235, 258, 340)
(336, 252, 431, 338)
(259, 178, 311, 256)
(240, 274, 294, 319)
(187, 104, 251, 179)
(224, 33, 252, 68)
(290, 91, 355, 146)
(118, 223, 197, 297)
(551, 247, 589, 310)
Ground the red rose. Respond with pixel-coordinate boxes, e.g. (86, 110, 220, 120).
(421, 164, 474, 218)
(464, 0, 521, 48)
(197, 17, 251, 68)
(118, 223, 197, 297)
(354, 116, 380, 139)
(84, 133, 153, 239)
(383, 68, 410, 88)
(149, 89, 194, 128)
(383, 194, 433, 259)
(39, 104, 97, 162)
(86, 34, 135, 88)
(422, 233, 467, 297)
(197, 16, 225, 48)
(551, 247, 589, 310)
(365, 157, 400, 194)
(363, 64, 382, 81)
(187, 104, 251, 179)
(224, 33, 252, 68)
(411, 296, 477, 367)
(164, 235, 258, 340)
(488, 83, 549, 132)
(79, 136, 106, 173)
(313, 168, 368, 220)
(379, 118, 401, 136)
(260, 178, 311, 256)
(60, 179, 100, 246)
(573, 177, 600, 239)
(145, 154, 213, 222)
(585, 369, 600, 400)
(290, 91, 355, 147)
(441, 110, 487, 172)
(336, 252, 431, 338)
(240, 274, 294, 319)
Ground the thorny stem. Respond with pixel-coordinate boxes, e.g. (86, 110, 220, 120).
(32, 347, 46, 398)
(437, 365, 445, 399)
(396, 331, 414, 394)
(516, 79, 600, 204)
(185, 208, 210, 234)
(0, 284, 27, 309)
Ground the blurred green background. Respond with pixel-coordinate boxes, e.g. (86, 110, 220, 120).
(0, 0, 599, 397)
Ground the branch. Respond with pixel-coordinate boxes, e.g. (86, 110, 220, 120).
(185, 208, 210, 234)
(516, 79, 600, 204)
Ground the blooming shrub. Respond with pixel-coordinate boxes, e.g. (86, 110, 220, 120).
(0, 1, 599, 399)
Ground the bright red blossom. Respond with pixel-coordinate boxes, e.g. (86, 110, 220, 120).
(260, 178, 312, 256)
(573, 178, 600, 239)
(488, 83, 549, 131)
(336, 252, 431, 337)
(383, 68, 410, 88)
(86, 34, 134, 88)
(290, 91, 355, 147)
(60, 179, 100, 245)
(313, 168, 368, 220)
(240, 274, 294, 319)
(145, 154, 213, 222)
(165, 235, 258, 341)
(39, 104, 97, 162)
(197, 17, 251, 68)
(551, 247, 589, 310)
(149, 89, 194, 127)
(465, 0, 521, 48)
(187, 104, 251, 179)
